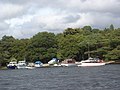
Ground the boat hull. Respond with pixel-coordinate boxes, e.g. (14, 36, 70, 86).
(7, 66, 17, 69)
(7, 61, 17, 69)
(26, 66, 35, 69)
(61, 63, 77, 67)
(78, 63, 106, 67)
(17, 65, 27, 69)
(17, 60, 27, 69)
(34, 64, 43, 68)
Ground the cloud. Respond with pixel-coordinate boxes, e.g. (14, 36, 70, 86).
(63, 14, 81, 23)
(0, 0, 120, 39)
(0, 22, 9, 30)
(0, 3, 24, 20)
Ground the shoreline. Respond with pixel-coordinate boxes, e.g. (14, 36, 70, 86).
(0, 66, 7, 70)
(107, 60, 120, 64)
(1, 60, 120, 70)
(110, 61, 120, 64)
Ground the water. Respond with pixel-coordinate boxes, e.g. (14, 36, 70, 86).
(0, 65, 120, 90)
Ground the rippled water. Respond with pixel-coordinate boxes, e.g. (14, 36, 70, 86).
(0, 65, 120, 90)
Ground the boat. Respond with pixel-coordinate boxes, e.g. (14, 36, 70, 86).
(17, 60, 27, 69)
(7, 61, 17, 69)
(34, 61, 43, 68)
(61, 59, 77, 67)
(26, 63, 35, 69)
(77, 42, 106, 67)
(48, 58, 59, 65)
(78, 57, 106, 67)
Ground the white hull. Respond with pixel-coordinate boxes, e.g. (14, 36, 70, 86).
(53, 64, 61, 67)
(17, 61, 27, 69)
(26, 66, 35, 69)
(61, 63, 77, 67)
(78, 62, 106, 67)
(17, 65, 27, 69)
(34, 64, 43, 68)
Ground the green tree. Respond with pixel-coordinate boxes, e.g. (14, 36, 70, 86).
(82, 26, 92, 31)
(29, 32, 57, 63)
(109, 24, 114, 30)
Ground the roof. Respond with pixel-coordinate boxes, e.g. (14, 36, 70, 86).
(35, 61, 42, 64)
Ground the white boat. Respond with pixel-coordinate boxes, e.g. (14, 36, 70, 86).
(61, 59, 77, 67)
(48, 58, 59, 65)
(17, 60, 27, 69)
(26, 63, 35, 69)
(34, 61, 43, 68)
(78, 57, 106, 67)
(7, 61, 17, 69)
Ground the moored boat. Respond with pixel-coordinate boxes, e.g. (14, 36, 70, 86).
(78, 57, 106, 67)
(26, 63, 35, 69)
(48, 58, 59, 65)
(34, 61, 43, 68)
(7, 61, 17, 69)
(61, 59, 77, 67)
(17, 60, 27, 69)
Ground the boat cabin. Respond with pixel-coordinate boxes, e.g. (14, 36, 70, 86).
(61, 59, 76, 64)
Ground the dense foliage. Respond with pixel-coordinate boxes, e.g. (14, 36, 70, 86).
(0, 25, 120, 66)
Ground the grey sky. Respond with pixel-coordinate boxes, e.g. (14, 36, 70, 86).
(0, 0, 120, 39)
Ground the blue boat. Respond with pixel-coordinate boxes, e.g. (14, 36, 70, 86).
(34, 61, 43, 68)
(7, 61, 17, 69)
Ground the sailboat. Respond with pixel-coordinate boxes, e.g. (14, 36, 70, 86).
(78, 57, 106, 67)
(78, 42, 106, 67)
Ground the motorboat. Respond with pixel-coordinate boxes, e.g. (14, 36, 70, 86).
(7, 61, 17, 69)
(17, 60, 27, 69)
(61, 59, 77, 67)
(34, 61, 43, 68)
(26, 63, 35, 69)
(78, 57, 106, 67)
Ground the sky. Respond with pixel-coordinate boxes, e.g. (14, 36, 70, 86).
(0, 0, 120, 39)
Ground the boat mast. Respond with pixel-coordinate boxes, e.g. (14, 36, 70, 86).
(88, 42, 90, 58)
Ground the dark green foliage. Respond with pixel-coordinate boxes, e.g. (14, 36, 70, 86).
(27, 32, 57, 63)
(0, 26, 120, 66)
(82, 26, 92, 31)
(63, 28, 80, 35)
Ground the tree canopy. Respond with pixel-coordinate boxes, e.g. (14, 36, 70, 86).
(0, 25, 120, 66)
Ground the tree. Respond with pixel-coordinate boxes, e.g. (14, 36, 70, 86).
(0, 36, 15, 65)
(109, 24, 114, 30)
(63, 28, 80, 35)
(29, 32, 57, 63)
(0, 25, 120, 66)
(82, 26, 92, 31)
(57, 35, 80, 60)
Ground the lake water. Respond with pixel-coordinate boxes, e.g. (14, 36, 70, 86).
(0, 65, 120, 90)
